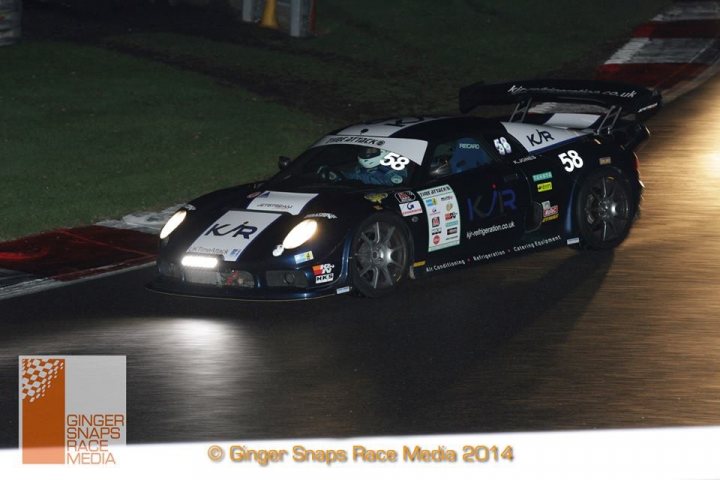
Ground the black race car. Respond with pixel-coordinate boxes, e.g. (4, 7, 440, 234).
(150, 79, 661, 300)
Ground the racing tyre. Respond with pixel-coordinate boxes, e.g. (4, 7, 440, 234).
(574, 169, 636, 250)
(350, 213, 410, 298)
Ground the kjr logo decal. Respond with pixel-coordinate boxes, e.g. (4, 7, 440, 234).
(204, 221, 257, 239)
(19, 356, 126, 465)
(526, 129, 554, 147)
(467, 188, 517, 222)
(187, 211, 281, 261)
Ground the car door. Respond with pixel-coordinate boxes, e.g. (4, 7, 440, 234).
(417, 135, 529, 261)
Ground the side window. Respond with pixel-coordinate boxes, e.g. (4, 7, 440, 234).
(428, 136, 494, 179)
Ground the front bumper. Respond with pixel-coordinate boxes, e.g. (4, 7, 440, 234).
(147, 275, 345, 301)
(147, 257, 350, 301)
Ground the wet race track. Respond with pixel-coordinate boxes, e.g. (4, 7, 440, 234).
(3, 75, 720, 448)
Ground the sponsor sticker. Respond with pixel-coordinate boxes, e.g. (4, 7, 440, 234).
(294, 251, 314, 264)
(313, 264, 335, 284)
(399, 201, 423, 217)
(364, 193, 388, 204)
(425, 259, 466, 273)
(187, 211, 281, 261)
(532, 171, 553, 182)
(513, 155, 536, 165)
(395, 191, 416, 203)
(599, 157, 612, 165)
(247, 191, 318, 215)
(458, 142, 480, 150)
(502, 123, 584, 153)
(541, 201, 559, 222)
(313, 134, 428, 166)
(543, 204, 559, 217)
(336, 286, 351, 295)
(418, 185, 461, 252)
(466, 221, 515, 239)
(537, 181, 553, 192)
(513, 235, 562, 252)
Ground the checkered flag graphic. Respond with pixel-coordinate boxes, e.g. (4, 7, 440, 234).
(21, 359, 64, 403)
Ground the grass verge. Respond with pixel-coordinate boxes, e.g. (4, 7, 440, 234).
(1, 0, 671, 240)
(101, 0, 672, 120)
(0, 41, 330, 240)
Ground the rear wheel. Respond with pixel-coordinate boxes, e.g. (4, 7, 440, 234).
(575, 169, 636, 250)
(350, 214, 410, 298)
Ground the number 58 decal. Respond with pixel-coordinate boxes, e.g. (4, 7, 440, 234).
(559, 150, 583, 172)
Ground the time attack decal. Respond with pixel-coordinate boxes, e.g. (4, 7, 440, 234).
(417, 185, 461, 252)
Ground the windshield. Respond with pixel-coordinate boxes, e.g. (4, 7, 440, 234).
(269, 141, 427, 188)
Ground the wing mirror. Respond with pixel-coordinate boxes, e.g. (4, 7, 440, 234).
(278, 156, 292, 170)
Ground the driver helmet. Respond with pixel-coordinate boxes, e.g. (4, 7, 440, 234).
(430, 143, 453, 177)
(357, 147, 387, 169)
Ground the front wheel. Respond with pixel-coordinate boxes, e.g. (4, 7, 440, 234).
(350, 214, 410, 298)
(574, 169, 636, 250)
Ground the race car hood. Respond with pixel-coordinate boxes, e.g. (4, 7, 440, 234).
(163, 185, 396, 266)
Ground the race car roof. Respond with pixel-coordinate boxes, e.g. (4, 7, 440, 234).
(330, 116, 502, 141)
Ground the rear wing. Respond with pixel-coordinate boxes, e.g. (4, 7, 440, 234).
(459, 79, 662, 134)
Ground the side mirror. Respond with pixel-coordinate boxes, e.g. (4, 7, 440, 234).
(278, 156, 292, 170)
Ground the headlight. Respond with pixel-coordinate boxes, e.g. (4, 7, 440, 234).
(160, 209, 187, 240)
(181, 255, 218, 269)
(282, 219, 318, 249)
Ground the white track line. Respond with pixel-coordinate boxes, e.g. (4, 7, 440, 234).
(0, 262, 154, 302)
(605, 38, 720, 64)
(653, 1, 720, 21)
